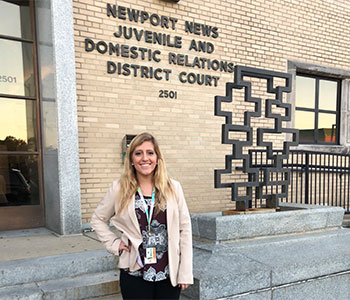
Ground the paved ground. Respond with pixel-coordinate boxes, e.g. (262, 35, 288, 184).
(0, 228, 104, 262)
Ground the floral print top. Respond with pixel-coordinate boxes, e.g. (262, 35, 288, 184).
(128, 192, 169, 282)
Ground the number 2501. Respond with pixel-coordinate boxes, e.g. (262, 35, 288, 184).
(0, 75, 17, 83)
(159, 90, 177, 99)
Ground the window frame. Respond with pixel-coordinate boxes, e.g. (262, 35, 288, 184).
(0, 0, 41, 155)
(295, 72, 341, 145)
(0, 0, 37, 101)
(0, 0, 45, 230)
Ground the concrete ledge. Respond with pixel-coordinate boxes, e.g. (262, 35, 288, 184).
(38, 270, 119, 300)
(0, 283, 42, 300)
(185, 270, 350, 300)
(185, 229, 350, 300)
(185, 249, 271, 300)
(223, 291, 271, 300)
(191, 205, 344, 241)
(0, 250, 117, 288)
(0, 271, 119, 300)
(272, 271, 350, 300)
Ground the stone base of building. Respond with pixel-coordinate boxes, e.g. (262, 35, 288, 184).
(184, 203, 350, 300)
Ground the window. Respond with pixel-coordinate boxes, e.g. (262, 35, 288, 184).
(0, 0, 41, 207)
(295, 74, 341, 144)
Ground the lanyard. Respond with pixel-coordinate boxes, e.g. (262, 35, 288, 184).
(137, 187, 155, 236)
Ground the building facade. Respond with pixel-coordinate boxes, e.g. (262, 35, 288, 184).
(0, 0, 350, 234)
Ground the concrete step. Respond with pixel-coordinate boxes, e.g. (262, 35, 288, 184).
(0, 270, 120, 300)
(86, 293, 122, 300)
(86, 292, 191, 300)
(0, 250, 117, 288)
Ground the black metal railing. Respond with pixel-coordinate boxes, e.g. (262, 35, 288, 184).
(248, 149, 350, 213)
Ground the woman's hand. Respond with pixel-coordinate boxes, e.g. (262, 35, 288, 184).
(178, 284, 190, 291)
(118, 240, 130, 253)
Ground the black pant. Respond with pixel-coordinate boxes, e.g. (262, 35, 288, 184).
(120, 269, 181, 300)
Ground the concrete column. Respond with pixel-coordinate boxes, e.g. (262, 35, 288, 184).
(36, 0, 81, 234)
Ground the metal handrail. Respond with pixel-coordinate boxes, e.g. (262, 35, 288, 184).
(245, 149, 350, 213)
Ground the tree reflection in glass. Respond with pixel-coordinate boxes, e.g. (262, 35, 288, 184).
(0, 98, 37, 151)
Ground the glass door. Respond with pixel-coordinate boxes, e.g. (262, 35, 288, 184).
(0, 0, 44, 230)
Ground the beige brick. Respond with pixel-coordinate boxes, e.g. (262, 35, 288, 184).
(73, 0, 350, 224)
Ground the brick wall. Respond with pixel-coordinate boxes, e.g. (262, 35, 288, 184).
(72, 0, 350, 223)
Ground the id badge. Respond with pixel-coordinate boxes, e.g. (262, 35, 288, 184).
(144, 247, 157, 264)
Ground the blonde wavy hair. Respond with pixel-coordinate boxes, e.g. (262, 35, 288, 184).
(117, 132, 174, 215)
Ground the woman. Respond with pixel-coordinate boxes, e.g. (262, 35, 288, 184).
(91, 132, 193, 300)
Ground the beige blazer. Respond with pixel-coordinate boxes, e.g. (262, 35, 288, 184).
(91, 179, 193, 287)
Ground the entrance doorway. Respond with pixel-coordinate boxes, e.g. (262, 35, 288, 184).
(0, 0, 44, 230)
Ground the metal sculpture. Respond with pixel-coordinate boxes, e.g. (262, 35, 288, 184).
(214, 66, 299, 210)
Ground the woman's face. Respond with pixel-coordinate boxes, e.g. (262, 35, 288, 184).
(131, 141, 158, 179)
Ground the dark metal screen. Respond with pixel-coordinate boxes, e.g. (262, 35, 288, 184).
(214, 65, 298, 210)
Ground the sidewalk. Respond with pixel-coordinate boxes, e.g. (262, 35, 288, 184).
(0, 228, 104, 262)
